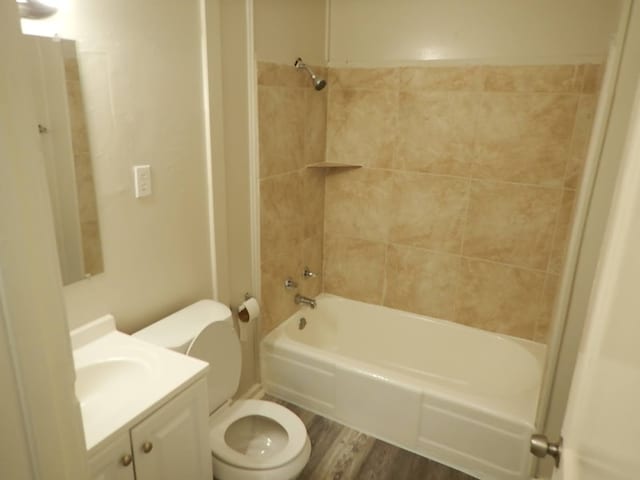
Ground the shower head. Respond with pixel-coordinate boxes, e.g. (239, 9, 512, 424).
(294, 57, 327, 91)
(313, 76, 327, 91)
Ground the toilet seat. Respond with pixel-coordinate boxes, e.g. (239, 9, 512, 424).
(209, 399, 307, 470)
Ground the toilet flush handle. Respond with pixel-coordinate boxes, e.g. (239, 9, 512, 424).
(142, 441, 153, 453)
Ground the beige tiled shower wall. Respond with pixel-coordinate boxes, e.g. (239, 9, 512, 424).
(258, 62, 327, 332)
(64, 48, 104, 276)
(323, 64, 601, 343)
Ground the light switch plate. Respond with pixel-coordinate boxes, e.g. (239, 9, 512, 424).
(133, 165, 152, 198)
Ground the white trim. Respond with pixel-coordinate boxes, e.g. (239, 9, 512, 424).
(584, 96, 640, 402)
(558, 71, 640, 480)
(246, 0, 260, 307)
(202, 0, 232, 304)
(572, 83, 640, 420)
(534, 38, 622, 429)
(245, 0, 262, 381)
(537, 2, 640, 477)
(578, 73, 640, 433)
(0, 290, 40, 479)
(200, 0, 219, 300)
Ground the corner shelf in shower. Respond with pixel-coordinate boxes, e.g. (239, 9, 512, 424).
(306, 162, 363, 169)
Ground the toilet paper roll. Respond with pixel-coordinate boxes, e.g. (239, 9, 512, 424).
(238, 297, 260, 323)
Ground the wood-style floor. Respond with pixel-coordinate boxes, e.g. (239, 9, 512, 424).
(267, 396, 478, 480)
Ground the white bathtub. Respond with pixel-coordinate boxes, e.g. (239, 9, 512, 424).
(261, 294, 546, 480)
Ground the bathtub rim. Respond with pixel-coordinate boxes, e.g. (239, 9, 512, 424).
(273, 293, 546, 351)
(261, 293, 547, 427)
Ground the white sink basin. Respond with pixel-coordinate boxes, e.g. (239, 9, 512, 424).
(75, 358, 152, 419)
(71, 316, 208, 452)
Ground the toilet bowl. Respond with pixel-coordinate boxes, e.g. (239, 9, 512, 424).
(210, 399, 311, 480)
(134, 300, 311, 480)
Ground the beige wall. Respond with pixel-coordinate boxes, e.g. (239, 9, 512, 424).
(322, 65, 599, 341)
(329, 0, 621, 65)
(258, 62, 326, 332)
(254, 0, 327, 65)
(23, 0, 213, 332)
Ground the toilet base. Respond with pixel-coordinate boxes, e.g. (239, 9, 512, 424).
(212, 435, 311, 480)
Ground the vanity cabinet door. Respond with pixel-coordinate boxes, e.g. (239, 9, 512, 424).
(88, 433, 135, 480)
(130, 379, 211, 480)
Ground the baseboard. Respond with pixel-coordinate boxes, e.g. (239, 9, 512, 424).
(238, 383, 264, 400)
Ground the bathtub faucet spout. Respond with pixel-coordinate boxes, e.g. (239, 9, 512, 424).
(294, 294, 317, 309)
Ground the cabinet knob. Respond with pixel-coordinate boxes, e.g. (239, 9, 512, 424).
(142, 441, 153, 453)
(121, 454, 133, 466)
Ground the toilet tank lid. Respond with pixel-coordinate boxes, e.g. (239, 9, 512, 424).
(134, 300, 232, 351)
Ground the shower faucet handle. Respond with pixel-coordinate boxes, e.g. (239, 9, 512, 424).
(303, 266, 318, 279)
(284, 277, 298, 289)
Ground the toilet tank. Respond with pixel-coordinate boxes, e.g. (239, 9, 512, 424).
(133, 300, 242, 413)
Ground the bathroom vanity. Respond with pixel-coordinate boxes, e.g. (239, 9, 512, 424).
(71, 316, 212, 480)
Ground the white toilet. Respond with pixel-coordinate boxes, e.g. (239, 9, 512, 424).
(134, 300, 311, 480)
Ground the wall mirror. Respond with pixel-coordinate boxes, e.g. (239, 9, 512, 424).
(23, 34, 104, 285)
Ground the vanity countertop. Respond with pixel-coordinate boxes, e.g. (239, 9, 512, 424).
(71, 315, 208, 453)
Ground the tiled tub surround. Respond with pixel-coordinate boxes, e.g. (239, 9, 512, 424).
(322, 64, 601, 342)
(258, 62, 600, 339)
(262, 294, 547, 480)
(258, 62, 327, 332)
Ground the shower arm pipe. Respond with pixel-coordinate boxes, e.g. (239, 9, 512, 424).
(294, 57, 311, 74)
(294, 57, 327, 91)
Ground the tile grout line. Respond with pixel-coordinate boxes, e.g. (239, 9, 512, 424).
(536, 187, 571, 340)
(455, 177, 474, 324)
(344, 165, 578, 192)
(381, 242, 390, 308)
(325, 229, 557, 276)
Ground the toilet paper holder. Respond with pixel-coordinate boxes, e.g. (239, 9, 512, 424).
(237, 293, 259, 323)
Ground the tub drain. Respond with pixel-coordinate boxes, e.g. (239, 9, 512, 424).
(298, 317, 307, 330)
